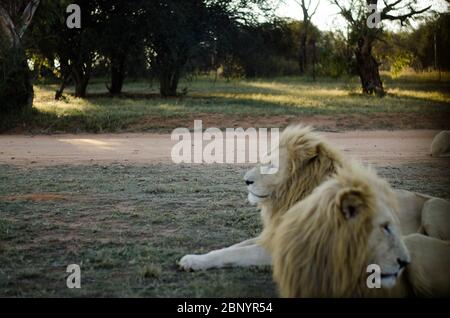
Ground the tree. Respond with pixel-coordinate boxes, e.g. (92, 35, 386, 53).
(0, 0, 40, 112)
(57, 0, 99, 98)
(142, 0, 275, 97)
(406, 12, 450, 73)
(29, 0, 100, 99)
(140, 1, 209, 97)
(95, 1, 145, 95)
(293, 0, 320, 75)
(331, 0, 431, 96)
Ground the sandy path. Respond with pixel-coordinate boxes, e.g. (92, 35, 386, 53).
(0, 130, 444, 166)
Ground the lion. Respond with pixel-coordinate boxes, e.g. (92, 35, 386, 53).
(179, 125, 344, 270)
(178, 125, 450, 271)
(431, 131, 450, 157)
(270, 163, 450, 297)
(271, 163, 409, 297)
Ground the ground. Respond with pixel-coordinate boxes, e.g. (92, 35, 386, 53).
(0, 74, 449, 297)
(0, 130, 441, 165)
(0, 131, 449, 297)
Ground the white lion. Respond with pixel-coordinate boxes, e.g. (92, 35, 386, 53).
(271, 162, 450, 297)
(431, 131, 450, 157)
(178, 125, 450, 274)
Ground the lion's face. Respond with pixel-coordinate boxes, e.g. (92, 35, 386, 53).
(322, 167, 411, 291)
(313, 167, 411, 291)
(244, 147, 288, 205)
(244, 125, 341, 210)
(367, 187, 410, 288)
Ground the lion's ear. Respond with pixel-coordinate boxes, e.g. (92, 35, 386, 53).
(339, 190, 366, 219)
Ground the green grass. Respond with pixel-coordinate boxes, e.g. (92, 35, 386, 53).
(1, 73, 449, 133)
(0, 162, 449, 297)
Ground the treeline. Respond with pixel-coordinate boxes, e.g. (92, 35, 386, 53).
(1, 0, 449, 114)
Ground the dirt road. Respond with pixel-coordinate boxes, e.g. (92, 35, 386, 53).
(0, 130, 445, 166)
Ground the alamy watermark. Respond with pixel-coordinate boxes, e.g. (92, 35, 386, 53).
(367, 4, 381, 29)
(66, 4, 81, 29)
(66, 264, 81, 289)
(366, 264, 381, 289)
(171, 120, 279, 174)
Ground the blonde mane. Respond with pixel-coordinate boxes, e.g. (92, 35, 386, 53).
(260, 125, 345, 247)
(271, 165, 385, 298)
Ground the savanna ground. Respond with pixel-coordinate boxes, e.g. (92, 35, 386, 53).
(0, 74, 450, 297)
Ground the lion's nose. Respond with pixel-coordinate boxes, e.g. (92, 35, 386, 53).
(245, 179, 254, 186)
(397, 258, 409, 269)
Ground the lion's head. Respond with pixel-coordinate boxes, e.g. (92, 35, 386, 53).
(244, 125, 344, 228)
(271, 163, 411, 297)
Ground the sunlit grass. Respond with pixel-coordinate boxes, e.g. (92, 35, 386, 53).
(2, 74, 449, 133)
(382, 70, 450, 82)
(387, 88, 449, 103)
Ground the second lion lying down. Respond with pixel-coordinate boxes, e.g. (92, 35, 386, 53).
(270, 162, 448, 297)
(271, 162, 407, 297)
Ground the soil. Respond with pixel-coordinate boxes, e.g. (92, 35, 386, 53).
(0, 129, 445, 166)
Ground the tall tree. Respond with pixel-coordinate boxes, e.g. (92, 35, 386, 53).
(143, 0, 275, 97)
(406, 12, 450, 73)
(30, 0, 100, 99)
(331, 0, 431, 96)
(57, 0, 98, 98)
(294, 0, 320, 75)
(142, 0, 212, 97)
(96, 1, 145, 95)
(0, 0, 40, 112)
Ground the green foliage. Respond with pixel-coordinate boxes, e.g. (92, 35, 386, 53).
(143, 0, 212, 96)
(317, 31, 355, 78)
(389, 52, 415, 77)
(8, 0, 446, 103)
(408, 13, 450, 71)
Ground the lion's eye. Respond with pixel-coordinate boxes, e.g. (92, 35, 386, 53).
(382, 223, 392, 235)
(260, 164, 278, 175)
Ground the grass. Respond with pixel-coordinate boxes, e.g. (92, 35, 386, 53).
(1, 73, 449, 133)
(0, 162, 449, 297)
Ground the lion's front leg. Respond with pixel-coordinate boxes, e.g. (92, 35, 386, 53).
(229, 237, 259, 248)
(178, 243, 271, 271)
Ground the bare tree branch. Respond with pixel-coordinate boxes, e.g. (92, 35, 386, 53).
(310, 0, 320, 18)
(381, 5, 431, 25)
(330, 0, 355, 24)
(17, 0, 40, 39)
(379, 0, 431, 25)
(382, 0, 403, 10)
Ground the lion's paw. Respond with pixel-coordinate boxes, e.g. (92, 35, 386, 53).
(178, 254, 210, 271)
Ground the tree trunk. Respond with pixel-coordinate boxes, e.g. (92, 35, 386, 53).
(0, 47, 33, 113)
(108, 53, 126, 95)
(74, 78, 89, 98)
(311, 39, 316, 82)
(72, 66, 90, 98)
(159, 69, 180, 97)
(355, 37, 385, 97)
(55, 71, 70, 100)
(0, 1, 40, 113)
(298, 32, 307, 75)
